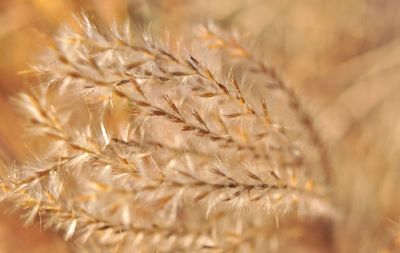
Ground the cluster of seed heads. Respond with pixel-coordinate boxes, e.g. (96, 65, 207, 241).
(0, 18, 338, 252)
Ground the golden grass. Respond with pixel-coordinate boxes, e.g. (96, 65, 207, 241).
(0, 1, 399, 252)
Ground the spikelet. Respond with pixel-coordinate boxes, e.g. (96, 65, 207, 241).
(0, 18, 339, 252)
(197, 23, 332, 183)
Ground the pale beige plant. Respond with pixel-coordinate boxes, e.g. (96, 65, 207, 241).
(0, 17, 342, 252)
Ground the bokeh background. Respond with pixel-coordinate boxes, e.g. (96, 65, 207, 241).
(0, 0, 399, 252)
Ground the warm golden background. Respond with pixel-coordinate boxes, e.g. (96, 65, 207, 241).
(0, 0, 399, 252)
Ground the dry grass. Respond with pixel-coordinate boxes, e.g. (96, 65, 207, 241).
(0, 1, 399, 252)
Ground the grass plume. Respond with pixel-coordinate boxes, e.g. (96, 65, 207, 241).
(1, 17, 341, 252)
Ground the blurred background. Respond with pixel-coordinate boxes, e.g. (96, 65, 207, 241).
(0, 0, 399, 252)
